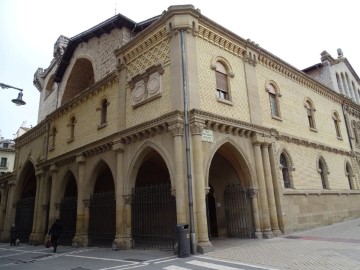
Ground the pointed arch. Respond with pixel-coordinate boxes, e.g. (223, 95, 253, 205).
(345, 161, 354, 190)
(126, 140, 174, 193)
(316, 156, 329, 189)
(204, 136, 255, 188)
(277, 147, 295, 189)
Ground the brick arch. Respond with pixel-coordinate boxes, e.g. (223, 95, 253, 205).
(61, 58, 95, 105)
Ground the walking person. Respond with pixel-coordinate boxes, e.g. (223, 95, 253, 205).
(10, 223, 18, 246)
(48, 219, 63, 253)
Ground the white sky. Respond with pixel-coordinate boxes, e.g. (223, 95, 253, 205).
(0, 0, 359, 140)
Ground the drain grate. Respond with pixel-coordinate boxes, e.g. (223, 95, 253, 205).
(124, 258, 145, 262)
(284, 236, 301, 239)
(32, 254, 53, 259)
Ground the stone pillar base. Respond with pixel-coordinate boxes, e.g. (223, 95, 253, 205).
(272, 229, 283, 237)
(72, 234, 89, 247)
(29, 232, 45, 245)
(196, 240, 214, 254)
(254, 231, 263, 239)
(112, 237, 132, 250)
(262, 230, 275, 239)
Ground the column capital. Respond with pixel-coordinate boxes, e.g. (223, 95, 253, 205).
(35, 169, 45, 178)
(76, 155, 86, 164)
(50, 164, 58, 173)
(168, 123, 184, 137)
(83, 199, 90, 208)
(190, 121, 205, 135)
(248, 188, 259, 198)
(113, 140, 125, 153)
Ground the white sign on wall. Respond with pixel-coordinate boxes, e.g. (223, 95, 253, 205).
(201, 129, 213, 143)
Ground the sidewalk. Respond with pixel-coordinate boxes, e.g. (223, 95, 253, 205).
(205, 218, 360, 270)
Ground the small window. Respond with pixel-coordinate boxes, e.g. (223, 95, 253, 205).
(49, 126, 57, 151)
(352, 121, 359, 144)
(332, 112, 342, 139)
(100, 99, 108, 125)
(305, 99, 316, 130)
(346, 163, 354, 190)
(67, 116, 76, 143)
(266, 83, 281, 118)
(215, 62, 229, 100)
(0, 158, 7, 168)
(280, 153, 291, 188)
(318, 158, 329, 189)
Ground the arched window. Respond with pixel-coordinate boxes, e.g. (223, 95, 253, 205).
(336, 73, 343, 94)
(100, 99, 108, 125)
(304, 99, 316, 130)
(318, 157, 329, 189)
(346, 163, 354, 190)
(341, 73, 349, 97)
(352, 121, 359, 144)
(266, 83, 281, 118)
(280, 153, 291, 188)
(67, 116, 76, 143)
(49, 126, 57, 151)
(215, 62, 229, 100)
(332, 111, 342, 139)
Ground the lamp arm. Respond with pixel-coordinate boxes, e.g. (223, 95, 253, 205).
(0, 83, 23, 91)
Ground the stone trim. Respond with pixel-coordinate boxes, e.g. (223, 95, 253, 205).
(121, 27, 168, 64)
(283, 189, 360, 196)
(197, 22, 245, 58)
(15, 123, 48, 148)
(278, 133, 351, 156)
(49, 73, 117, 121)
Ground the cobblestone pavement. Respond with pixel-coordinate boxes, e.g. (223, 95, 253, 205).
(205, 218, 360, 270)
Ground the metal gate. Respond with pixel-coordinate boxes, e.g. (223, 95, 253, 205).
(15, 197, 35, 242)
(131, 183, 176, 250)
(59, 196, 77, 245)
(89, 192, 116, 246)
(224, 184, 254, 238)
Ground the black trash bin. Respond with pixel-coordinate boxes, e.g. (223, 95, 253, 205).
(175, 224, 190, 258)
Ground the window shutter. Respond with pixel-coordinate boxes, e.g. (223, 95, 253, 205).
(216, 71, 228, 92)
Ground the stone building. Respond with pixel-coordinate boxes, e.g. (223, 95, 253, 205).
(1, 5, 360, 253)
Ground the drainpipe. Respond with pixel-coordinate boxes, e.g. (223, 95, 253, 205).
(180, 29, 196, 255)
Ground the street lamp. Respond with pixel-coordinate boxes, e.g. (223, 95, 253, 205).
(0, 83, 26, 105)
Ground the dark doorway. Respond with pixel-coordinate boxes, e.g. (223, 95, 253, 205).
(89, 165, 115, 246)
(131, 153, 176, 250)
(15, 163, 36, 242)
(59, 173, 77, 245)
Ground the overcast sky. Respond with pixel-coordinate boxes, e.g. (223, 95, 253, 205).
(1, 0, 359, 140)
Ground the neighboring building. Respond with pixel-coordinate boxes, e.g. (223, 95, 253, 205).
(1, 5, 360, 253)
(0, 138, 15, 175)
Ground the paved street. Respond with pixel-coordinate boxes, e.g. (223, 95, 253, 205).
(1, 218, 360, 269)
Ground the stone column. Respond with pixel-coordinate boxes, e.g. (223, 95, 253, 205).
(252, 137, 273, 238)
(48, 165, 58, 228)
(169, 122, 186, 224)
(1, 180, 16, 241)
(191, 121, 213, 253)
(30, 169, 45, 244)
(113, 141, 131, 250)
(262, 142, 281, 236)
(248, 188, 262, 238)
(73, 155, 88, 247)
(83, 199, 90, 244)
(0, 184, 6, 234)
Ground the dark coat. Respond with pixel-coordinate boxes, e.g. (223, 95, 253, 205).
(10, 226, 18, 239)
(49, 220, 63, 237)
